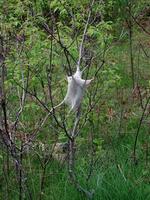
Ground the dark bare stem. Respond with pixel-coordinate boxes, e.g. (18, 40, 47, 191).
(19, 145, 23, 200)
(0, 37, 11, 181)
(139, 42, 149, 58)
(133, 96, 150, 164)
(131, 13, 150, 36)
(68, 110, 94, 199)
(86, 117, 95, 183)
(2, 149, 9, 200)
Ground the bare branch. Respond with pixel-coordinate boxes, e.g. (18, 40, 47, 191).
(77, 0, 95, 69)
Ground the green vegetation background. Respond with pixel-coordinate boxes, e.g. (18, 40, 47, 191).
(0, 0, 150, 199)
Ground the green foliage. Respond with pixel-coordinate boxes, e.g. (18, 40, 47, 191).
(0, 0, 150, 200)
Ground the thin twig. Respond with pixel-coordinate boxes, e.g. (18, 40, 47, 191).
(77, 0, 95, 69)
(133, 96, 150, 164)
